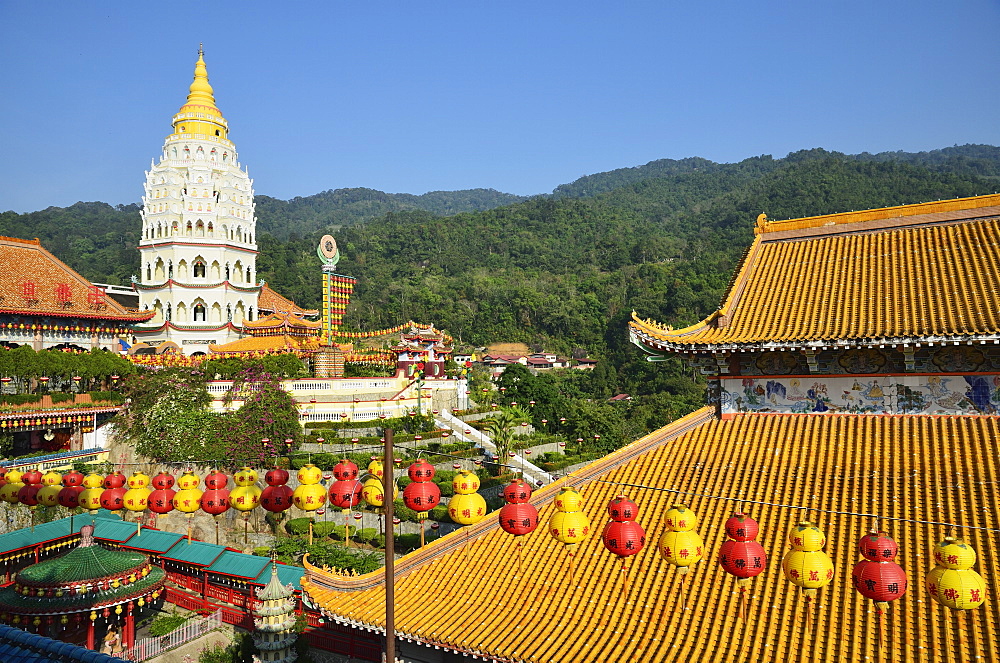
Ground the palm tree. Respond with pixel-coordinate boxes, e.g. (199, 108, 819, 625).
(481, 406, 530, 475)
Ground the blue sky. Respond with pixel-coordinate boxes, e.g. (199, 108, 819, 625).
(2, 1, 999, 212)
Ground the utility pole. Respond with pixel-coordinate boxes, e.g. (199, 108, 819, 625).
(383, 429, 395, 663)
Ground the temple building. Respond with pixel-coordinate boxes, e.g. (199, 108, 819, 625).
(302, 194, 1000, 662)
(0, 236, 153, 352)
(132, 48, 263, 354)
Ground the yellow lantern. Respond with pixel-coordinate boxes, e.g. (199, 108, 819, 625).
(453, 470, 481, 495)
(782, 522, 834, 590)
(932, 537, 977, 570)
(927, 537, 987, 610)
(548, 486, 591, 583)
(658, 504, 704, 574)
(448, 492, 487, 525)
(36, 483, 62, 509)
(297, 463, 323, 486)
(234, 466, 258, 487)
(172, 471, 203, 513)
(0, 469, 24, 504)
(123, 472, 151, 512)
(40, 470, 62, 487)
(78, 473, 105, 511)
(292, 483, 326, 511)
(362, 476, 397, 507)
(368, 460, 384, 478)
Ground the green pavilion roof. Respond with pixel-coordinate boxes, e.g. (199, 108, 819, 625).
(206, 551, 270, 580)
(0, 568, 165, 616)
(161, 540, 226, 567)
(18, 545, 147, 587)
(121, 529, 184, 554)
(0, 520, 74, 556)
(90, 519, 138, 544)
(252, 562, 303, 592)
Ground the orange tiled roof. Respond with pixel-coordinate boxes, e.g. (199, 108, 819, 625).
(304, 408, 1000, 663)
(630, 194, 1000, 350)
(0, 236, 153, 322)
(208, 334, 320, 354)
(242, 312, 321, 332)
(256, 284, 318, 317)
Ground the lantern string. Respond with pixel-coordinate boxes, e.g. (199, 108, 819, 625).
(591, 478, 1000, 534)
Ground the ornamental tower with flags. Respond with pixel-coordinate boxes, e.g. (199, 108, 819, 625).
(133, 46, 261, 353)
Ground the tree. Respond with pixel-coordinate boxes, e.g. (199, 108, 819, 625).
(481, 406, 530, 475)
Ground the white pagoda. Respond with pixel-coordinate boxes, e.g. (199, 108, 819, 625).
(252, 561, 298, 663)
(133, 46, 261, 354)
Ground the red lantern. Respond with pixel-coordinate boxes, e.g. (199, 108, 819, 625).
(62, 471, 84, 488)
(852, 530, 907, 648)
(151, 472, 175, 490)
(499, 502, 539, 537)
(402, 481, 441, 512)
(201, 488, 230, 515)
(332, 460, 359, 481)
(327, 480, 363, 509)
(858, 530, 898, 562)
(718, 512, 766, 622)
(607, 496, 638, 522)
(18, 483, 42, 507)
(600, 495, 645, 597)
(406, 459, 435, 482)
(264, 468, 289, 486)
(103, 471, 126, 489)
(204, 470, 228, 490)
(99, 486, 126, 511)
(502, 479, 532, 504)
(148, 486, 176, 514)
(57, 485, 83, 509)
(21, 469, 42, 486)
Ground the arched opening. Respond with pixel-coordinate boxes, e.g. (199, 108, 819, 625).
(193, 259, 206, 278)
(210, 261, 221, 280)
(211, 302, 223, 323)
(194, 302, 207, 322)
(196, 220, 205, 237)
(167, 261, 173, 280)
(233, 260, 243, 283)
(186, 221, 193, 237)
(234, 301, 246, 323)
(146, 264, 152, 281)
(177, 259, 188, 280)
(226, 304, 232, 322)
(165, 303, 172, 321)
(246, 267, 252, 283)
(175, 302, 188, 322)
(225, 264, 231, 281)
(153, 258, 165, 281)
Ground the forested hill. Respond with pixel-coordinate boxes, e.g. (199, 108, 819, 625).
(551, 144, 1000, 199)
(255, 187, 527, 239)
(3, 145, 1000, 398)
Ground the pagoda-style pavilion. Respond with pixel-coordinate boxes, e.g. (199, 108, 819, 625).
(0, 524, 166, 652)
(301, 194, 1000, 662)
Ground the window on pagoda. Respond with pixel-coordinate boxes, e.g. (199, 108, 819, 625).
(165, 303, 172, 321)
(196, 220, 205, 237)
(167, 261, 173, 279)
(194, 304, 206, 322)
(225, 264, 231, 281)
(193, 261, 206, 278)
(186, 221, 193, 237)
(226, 304, 232, 322)
(246, 267, 252, 283)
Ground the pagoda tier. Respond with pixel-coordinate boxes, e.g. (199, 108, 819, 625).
(252, 562, 298, 663)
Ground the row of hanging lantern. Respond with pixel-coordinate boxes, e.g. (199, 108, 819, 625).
(491, 486, 988, 645)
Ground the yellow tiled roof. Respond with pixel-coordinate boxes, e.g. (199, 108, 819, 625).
(256, 284, 319, 317)
(242, 311, 321, 331)
(630, 195, 1000, 349)
(304, 409, 1000, 663)
(208, 334, 320, 353)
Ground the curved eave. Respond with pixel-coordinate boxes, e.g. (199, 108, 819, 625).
(137, 240, 258, 255)
(629, 321, 1000, 356)
(133, 321, 241, 333)
(0, 308, 155, 323)
(134, 279, 261, 293)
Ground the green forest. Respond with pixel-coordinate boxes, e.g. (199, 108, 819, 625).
(4, 144, 1000, 406)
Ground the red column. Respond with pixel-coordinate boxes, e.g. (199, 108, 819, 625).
(124, 602, 134, 650)
(86, 619, 95, 650)
(201, 570, 208, 605)
(34, 545, 40, 563)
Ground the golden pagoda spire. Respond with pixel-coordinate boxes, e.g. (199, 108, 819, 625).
(171, 45, 228, 139)
(182, 44, 218, 113)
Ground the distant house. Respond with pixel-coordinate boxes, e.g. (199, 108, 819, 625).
(609, 393, 632, 402)
(574, 358, 598, 369)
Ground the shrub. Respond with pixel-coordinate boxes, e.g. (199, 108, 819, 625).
(148, 614, 187, 636)
(252, 546, 272, 557)
(88, 390, 125, 404)
(395, 533, 422, 551)
(429, 505, 452, 523)
(49, 393, 76, 404)
(436, 481, 454, 498)
(397, 477, 412, 488)
(285, 518, 310, 536)
(312, 521, 337, 538)
(331, 524, 357, 541)
(355, 528, 380, 544)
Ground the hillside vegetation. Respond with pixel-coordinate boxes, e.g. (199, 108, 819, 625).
(3, 145, 1000, 402)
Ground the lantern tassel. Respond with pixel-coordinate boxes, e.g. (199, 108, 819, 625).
(568, 550, 575, 587)
(874, 601, 887, 652)
(516, 540, 522, 574)
(803, 590, 815, 637)
(622, 559, 629, 599)
(738, 586, 747, 624)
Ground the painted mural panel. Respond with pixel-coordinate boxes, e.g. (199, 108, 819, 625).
(719, 374, 1000, 415)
